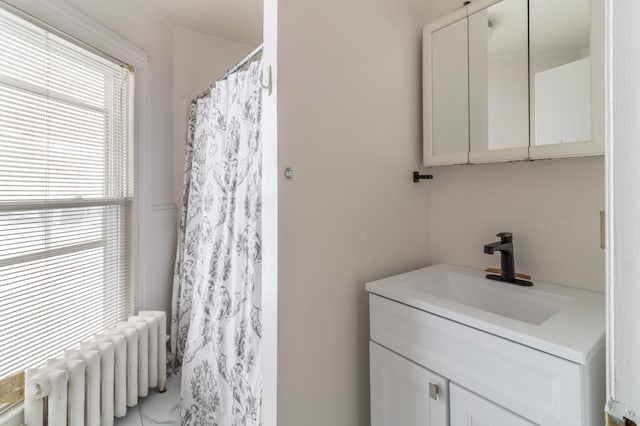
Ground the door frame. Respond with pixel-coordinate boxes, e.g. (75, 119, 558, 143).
(605, 0, 640, 422)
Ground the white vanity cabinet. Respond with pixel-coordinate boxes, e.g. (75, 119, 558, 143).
(450, 384, 535, 426)
(370, 342, 448, 426)
(367, 264, 606, 426)
(369, 294, 604, 425)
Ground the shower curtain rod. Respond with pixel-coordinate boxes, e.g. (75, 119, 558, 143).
(193, 43, 264, 102)
(221, 43, 263, 80)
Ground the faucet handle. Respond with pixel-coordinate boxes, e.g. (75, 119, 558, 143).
(496, 232, 512, 242)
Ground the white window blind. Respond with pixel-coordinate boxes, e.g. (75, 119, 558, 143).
(0, 6, 134, 381)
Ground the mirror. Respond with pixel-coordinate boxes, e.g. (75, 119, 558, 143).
(430, 17, 469, 161)
(468, 0, 529, 163)
(423, 0, 603, 166)
(529, 0, 593, 149)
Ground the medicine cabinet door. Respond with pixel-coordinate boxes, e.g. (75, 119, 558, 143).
(528, 0, 604, 159)
(423, 10, 470, 166)
(468, 0, 529, 164)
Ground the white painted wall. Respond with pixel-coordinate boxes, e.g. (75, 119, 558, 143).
(429, 157, 605, 292)
(274, 0, 431, 425)
(173, 27, 253, 204)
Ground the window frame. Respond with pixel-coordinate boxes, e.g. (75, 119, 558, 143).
(0, 1, 150, 423)
(0, 0, 152, 313)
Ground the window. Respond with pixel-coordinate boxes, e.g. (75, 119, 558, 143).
(0, 5, 134, 381)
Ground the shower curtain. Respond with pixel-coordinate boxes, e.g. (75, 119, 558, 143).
(171, 60, 263, 426)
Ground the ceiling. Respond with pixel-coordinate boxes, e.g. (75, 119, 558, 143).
(145, 0, 263, 46)
(145, 0, 587, 53)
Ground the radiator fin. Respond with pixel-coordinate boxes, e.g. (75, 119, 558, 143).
(24, 310, 167, 426)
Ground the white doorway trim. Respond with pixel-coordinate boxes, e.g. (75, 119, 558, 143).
(605, 0, 640, 423)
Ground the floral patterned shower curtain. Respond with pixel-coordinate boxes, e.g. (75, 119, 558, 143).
(171, 60, 263, 426)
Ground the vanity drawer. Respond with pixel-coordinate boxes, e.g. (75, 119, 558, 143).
(369, 294, 584, 425)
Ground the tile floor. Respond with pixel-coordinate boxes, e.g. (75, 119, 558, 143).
(114, 374, 180, 425)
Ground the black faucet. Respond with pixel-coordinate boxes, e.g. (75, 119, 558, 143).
(484, 232, 532, 286)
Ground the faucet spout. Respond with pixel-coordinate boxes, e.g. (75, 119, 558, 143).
(483, 232, 531, 286)
(483, 241, 506, 255)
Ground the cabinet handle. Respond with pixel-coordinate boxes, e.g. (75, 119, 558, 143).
(429, 383, 438, 400)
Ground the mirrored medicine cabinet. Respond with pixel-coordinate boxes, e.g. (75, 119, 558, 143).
(422, 0, 604, 166)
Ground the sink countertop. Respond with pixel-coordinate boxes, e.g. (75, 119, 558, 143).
(365, 264, 605, 365)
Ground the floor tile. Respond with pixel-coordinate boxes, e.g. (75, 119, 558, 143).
(114, 374, 181, 425)
(114, 405, 143, 426)
(139, 374, 181, 425)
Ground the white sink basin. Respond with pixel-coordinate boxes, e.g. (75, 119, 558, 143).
(406, 270, 572, 325)
(366, 264, 605, 364)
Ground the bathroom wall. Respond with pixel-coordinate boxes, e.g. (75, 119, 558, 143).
(173, 27, 254, 204)
(274, 0, 605, 424)
(429, 0, 605, 293)
(429, 157, 605, 292)
(275, 0, 431, 424)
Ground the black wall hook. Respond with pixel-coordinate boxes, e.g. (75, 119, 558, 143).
(413, 171, 434, 182)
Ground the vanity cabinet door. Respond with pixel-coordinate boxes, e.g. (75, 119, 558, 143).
(370, 341, 448, 426)
(450, 383, 535, 426)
